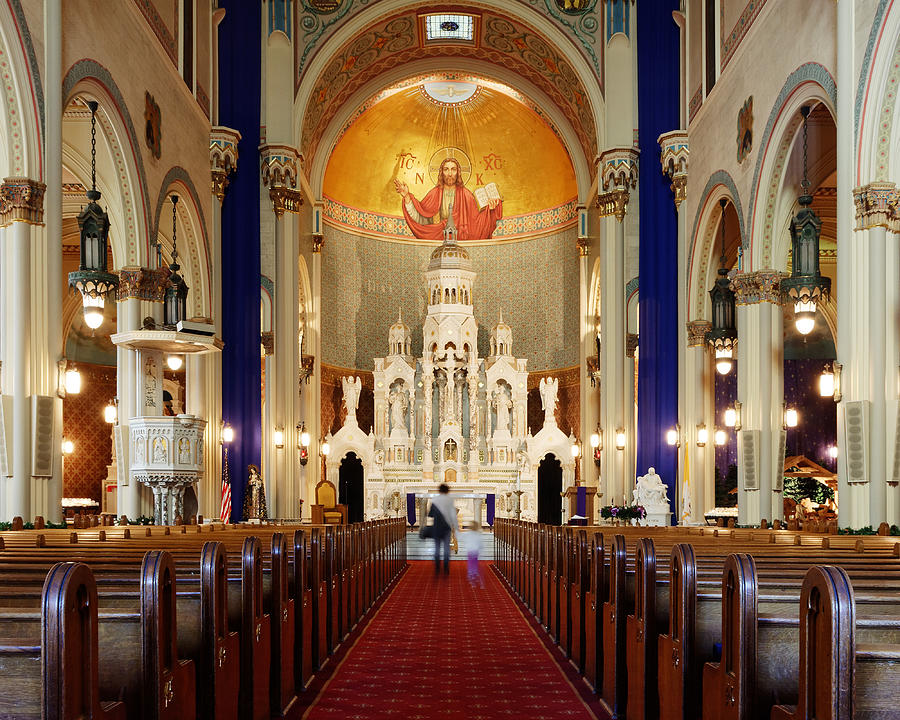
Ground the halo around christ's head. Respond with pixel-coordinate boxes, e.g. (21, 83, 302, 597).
(428, 147, 472, 186)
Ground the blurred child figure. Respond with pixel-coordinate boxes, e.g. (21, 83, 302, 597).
(464, 520, 484, 587)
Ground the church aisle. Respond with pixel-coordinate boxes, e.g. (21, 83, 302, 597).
(303, 561, 600, 719)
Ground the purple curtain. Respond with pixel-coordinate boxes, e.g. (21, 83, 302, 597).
(576, 486, 587, 517)
(486, 494, 495, 526)
(406, 493, 416, 526)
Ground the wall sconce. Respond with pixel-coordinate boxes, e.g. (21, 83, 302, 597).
(58, 360, 82, 397)
(221, 424, 234, 444)
(819, 361, 842, 403)
(61, 438, 74, 455)
(321, 439, 331, 457)
(666, 424, 681, 448)
(166, 354, 184, 371)
(783, 406, 799, 429)
(723, 401, 742, 431)
(614, 428, 626, 450)
(696, 424, 708, 447)
(273, 427, 284, 449)
(103, 399, 118, 425)
(590, 426, 602, 465)
(827, 445, 838, 459)
(714, 429, 726, 446)
(297, 421, 310, 465)
(571, 439, 581, 459)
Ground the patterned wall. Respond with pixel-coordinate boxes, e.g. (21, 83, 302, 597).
(321, 226, 579, 372)
(63, 364, 117, 502)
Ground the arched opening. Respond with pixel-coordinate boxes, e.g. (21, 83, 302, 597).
(338, 452, 365, 523)
(537, 454, 563, 525)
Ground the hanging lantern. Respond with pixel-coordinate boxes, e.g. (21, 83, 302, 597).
(68, 100, 118, 329)
(706, 198, 737, 374)
(163, 194, 189, 327)
(781, 105, 830, 335)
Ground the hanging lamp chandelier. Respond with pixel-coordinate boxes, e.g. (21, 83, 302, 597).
(781, 105, 830, 335)
(706, 198, 738, 375)
(68, 101, 118, 329)
(163, 194, 189, 328)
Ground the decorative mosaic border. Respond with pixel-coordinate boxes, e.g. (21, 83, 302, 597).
(721, 0, 768, 70)
(10, 0, 43, 163)
(132, 0, 177, 64)
(874, 33, 900, 180)
(688, 86, 702, 124)
(322, 196, 578, 241)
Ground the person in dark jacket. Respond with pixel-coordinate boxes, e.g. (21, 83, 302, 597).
(429, 483, 456, 574)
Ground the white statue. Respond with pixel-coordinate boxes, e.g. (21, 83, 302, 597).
(539, 377, 559, 424)
(633, 467, 670, 511)
(492, 388, 512, 434)
(389, 388, 408, 432)
(342, 376, 362, 421)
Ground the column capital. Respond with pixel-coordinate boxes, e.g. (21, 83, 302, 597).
(625, 332, 639, 358)
(686, 320, 711, 347)
(853, 181, 899, 231)
(312, 235, 325, 253)
(117, 266, 171, 302)
(731, 269, 788, 305)
(576, 237, 589, 256)
(260, 143, 304, 216)
(260, 331, 274, 356)
(210, 126, 241, 203)
(0, 177, 46, 225)
(597, 147, 639, 222)
(658, 132, 688, 209)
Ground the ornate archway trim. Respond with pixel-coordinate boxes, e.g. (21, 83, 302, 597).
(688, 170, 745, 319)
(62, 59, 151, 263)
(855, 0, 892, 138)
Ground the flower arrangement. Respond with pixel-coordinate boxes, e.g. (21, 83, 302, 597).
(600, 504, 647, 522)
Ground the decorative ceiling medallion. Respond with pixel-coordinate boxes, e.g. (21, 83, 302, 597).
(421, 81, 480, 106)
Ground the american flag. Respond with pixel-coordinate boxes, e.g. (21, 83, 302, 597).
(219, 447, 232, 523)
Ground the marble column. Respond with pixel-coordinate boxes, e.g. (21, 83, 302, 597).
(0, 179, 45, 521)
(684, 322, 713, 522)
(732, 271, 787, 525)
(260, 145, 303, 517)
(596, 148, 638, 506)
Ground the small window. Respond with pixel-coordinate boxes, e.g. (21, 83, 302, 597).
(424, 14, 474, 42)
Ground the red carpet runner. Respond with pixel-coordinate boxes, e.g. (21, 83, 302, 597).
(303, 561, 599, 719)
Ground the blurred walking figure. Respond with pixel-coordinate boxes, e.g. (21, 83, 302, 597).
(464, 520, 484, 587)
(429, 483, 456, 575)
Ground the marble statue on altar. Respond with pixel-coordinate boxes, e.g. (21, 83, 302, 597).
(539, 377, 558, 426)
(633, 467, 671, 526)
(389, 387, 408, 433)
(242, 464, 268, 521)
(492, 388, 512, 436)
(342, 376, 362, 422)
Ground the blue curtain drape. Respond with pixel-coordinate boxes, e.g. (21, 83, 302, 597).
(486, 494, 495, 527)
(219, 1, 262, 521)
(407, 493, 417, 526)
(636, 2, 680, 522)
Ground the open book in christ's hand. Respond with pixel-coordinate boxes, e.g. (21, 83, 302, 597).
(473, 182, 502, 210)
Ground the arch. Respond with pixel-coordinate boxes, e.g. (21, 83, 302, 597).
(152, 167, 212, 316)
(537, 453, 562, 525)
(688, 171, 746, 320)
(0, 0, 43, 177)
(856, 3, 900, 182)
(63, 60, 152, 265)
(746, 63, 836, 269)
(625, 276, 639, 335)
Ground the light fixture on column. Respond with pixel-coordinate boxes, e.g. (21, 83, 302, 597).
(614, 428, 626, 450)
(571, 439, 581, 459)
(819, 361, 842, 402)
(103, 399, 118, 424)
(706, 198, 737, 375)
(166, 354, 183, 371)
(61, 438, 74, 456)
(68, 100, 118, 330)
(714, 429, 726, 446)
(63, 364, 82, 395)
(666, 424, 681, 448)
(781, 105, 830, 336)
(696, 424, 708, 447)
(297, 422, 310, 465)
(273, 427, 284, 449)
(321, 439, 331, 457)
(784, 406, 799, 429)
(163, 195, 189, 327)
(590, 426, 602, 465)
(221, 424, 234, 444)
(724, 401, 742, 431)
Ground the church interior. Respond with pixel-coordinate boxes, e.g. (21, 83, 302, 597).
(1, 1, 900, 718)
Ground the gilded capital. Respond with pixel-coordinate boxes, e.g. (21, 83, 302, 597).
(731, 269, 788, 305)
(117, 266, 172, 302)
(670, 175, 687, 209)
(210, 126, 241, 203)
(576, 237, 589, 256)
(260, 143, 304, 215)
(312, 234, 325, 253)
(597, 188, 630, 222)
(853, 182, 899, 231)
(686, 320, 711, 347)
(597, 147, 639, 222)
(0, 177, 46, 225)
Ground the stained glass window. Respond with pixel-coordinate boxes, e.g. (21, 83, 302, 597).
(425, 14, 473, 41)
